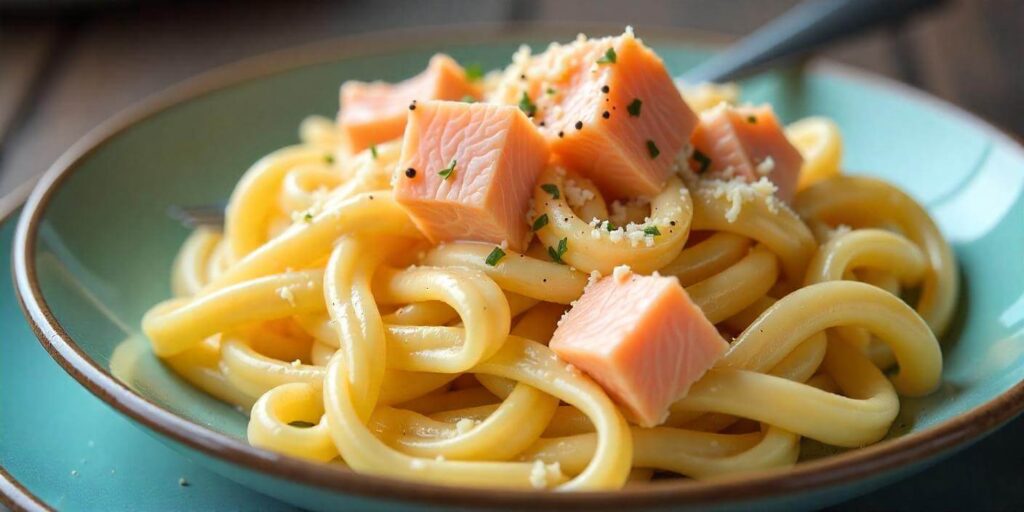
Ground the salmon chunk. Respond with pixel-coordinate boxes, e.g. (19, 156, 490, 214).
(690, 104, 804, 202)
(393, 100, 550, 251)
(550, 268, 728, 427)
(338, 54, 480, 154)
(517, 31, 698, 198)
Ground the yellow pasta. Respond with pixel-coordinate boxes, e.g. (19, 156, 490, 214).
(139, 48, 956, 492)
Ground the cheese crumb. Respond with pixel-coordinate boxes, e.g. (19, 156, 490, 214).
(410, 459, 427, 470)
(500, 239, 509, 250)
(178, 477, 189, 487)
(435, 455, 446, 462)
(587, 270, 602, 288)
(529, 460, 548, 489)
(756, 156, 775, 175)
(612, 265, 632, 283)
(564, 179, 596, 208)
(276, 286, 296, 306)
(827, 224, 853, 240)
(706, 176, 780, 223)
(455, 418, 478, 435)
(290, 359, 301, 367)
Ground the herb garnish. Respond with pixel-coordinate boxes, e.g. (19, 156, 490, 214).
(465, 63, 484, 82)
(485, 246, 506, 266)
(627, 98, 642, 117)
(540, 183, 560, 199)
(461, 95, 476, 103)
(438, 159, 457, 180)
(548, 237, 568, 264)
(692, 149, 712, 173)
(646, 139, 660, 159)
(644, 226, 661, 236)
(303, 212, 314, 222)
(606, 221, 618, 232)
(597, 47, 617, 64)
(324, 154, 334, 164)
(546, 87, 557, 95)
(532, 213, 549, 231)
(369, 145, 378, 159)
(518, 92, 537, 117)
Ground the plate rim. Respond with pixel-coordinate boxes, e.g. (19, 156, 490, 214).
(10, 22, 1024, 509)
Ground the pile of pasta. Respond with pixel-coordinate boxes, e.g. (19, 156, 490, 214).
(141, 83, 957, 490)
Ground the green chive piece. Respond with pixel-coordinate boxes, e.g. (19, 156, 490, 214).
(692, 149, 712, 174)
(324, 154, 334, 164)
(546, 86, 557, 95)
(747, 115, 757, 124)
(303, 212, 314, 222)
(606, 221, 618, 232)
(596, 47, 617, 64)
(485, 247, 506, 266)
(627, 98, 642, 117)
(438, 159, 457, 180)
(644, 226, 661, 236)
(548, 237, 569, 264)
(532, 213, 549, 231)
(369, 145, 378, 159)
(465, 63, 484, 82)
(461, 95, 476, 103)
(646, 140, 660, 159)
(518, 91, 537, 117)
(540, 183, 560, 199)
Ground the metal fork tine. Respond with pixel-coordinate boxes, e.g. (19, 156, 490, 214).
(166, 201, 228, 229)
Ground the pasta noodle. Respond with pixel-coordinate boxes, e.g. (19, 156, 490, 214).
(140, 39, 956, 491)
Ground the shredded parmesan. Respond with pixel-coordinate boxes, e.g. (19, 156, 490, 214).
(455, 418, 478, 435)
(529, 460, 548, 489)
(705, 176, 780, 223)
(276, 286, 296, 306)
(756, 156, 775, 175)
(564, 179, 596, 208)
(612, 265, 632, 283)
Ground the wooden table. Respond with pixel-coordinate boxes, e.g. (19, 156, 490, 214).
(1, 0, 1021, 510)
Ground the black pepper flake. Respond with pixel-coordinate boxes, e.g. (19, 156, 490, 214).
(602, 111, 610, 119)
(368, 195, 374, 200)
(543, 278, 548, 283)
(558, 131, 564, 138)
(408, 101, 417, 110)
(575, 121, 583, 130)
(646, 139, 660, 159)
(539, 121, 546, 127)
(405, 168, 417, 178)
(670, 220, 677, 226)
(519, 73, 527, 80)
(601, 85, 610, 94)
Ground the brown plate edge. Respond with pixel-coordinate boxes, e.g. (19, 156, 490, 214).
(8, 22, 1024, 511)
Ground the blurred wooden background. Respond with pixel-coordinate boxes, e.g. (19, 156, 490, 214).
(1, 0, 1022, 509)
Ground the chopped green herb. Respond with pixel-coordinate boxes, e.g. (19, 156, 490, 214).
(646, 139, 660, 159)
(546, 86, 557, 95)
(532, 213, 549, 231)
(540, 183, 560, 199)
(596, 47, 617, 64)
(485, 246, 506, 266)
(438, 159, 457, 180)
(606, 221, 618, 232)
(644, 226, 661, 236)
(518, 91, 537, 117)
(465, 63, 484, 82)
(303, 212, 314, 222)
(627, 98, 642, 117)
(324, 154, 334, 164)
(547, 237, 568, 264)
(692, 149, 712, 173)
(461, 95, 476, 103)
(747, 115, 757, 124)
(369, 145, 378, 159)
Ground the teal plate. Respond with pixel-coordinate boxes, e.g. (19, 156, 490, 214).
(9, 25, 1024, 511)
(1, 196, 1022, 511)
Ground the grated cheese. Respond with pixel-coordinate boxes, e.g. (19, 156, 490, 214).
(705, 176, 780, 223)
(756, 156, 775, 175)
(564, 179, 596, 208)
(276, 286, 296, 306)
(529, 460, 548, 489)
(612, 265, 632, 283)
